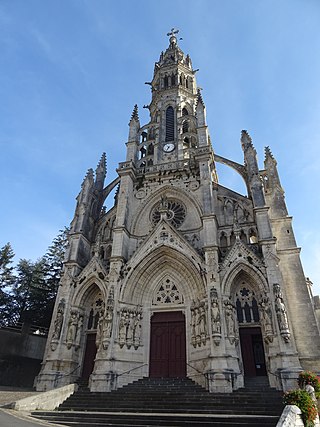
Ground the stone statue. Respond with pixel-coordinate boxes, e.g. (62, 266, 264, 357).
(133, 311, 142, 349)
(273, 283, 290, 342)
(259, 295, 273, 342)
(66, 309, 78, 349)
(224, 299, 236, 343)
(211, 300, 221, 334)
(75, 315, 83, 349)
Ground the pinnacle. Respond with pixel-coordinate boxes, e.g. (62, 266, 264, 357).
(241, 130, 253, 149)
(196, 88, 205, 107)
(130, 104, 139, 122)
(96, 152, 107, 178)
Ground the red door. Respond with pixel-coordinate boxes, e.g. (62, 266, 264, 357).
(149, 312, 186, 378)
(82, 333, 97, 379)
(239, 327, 267, 377)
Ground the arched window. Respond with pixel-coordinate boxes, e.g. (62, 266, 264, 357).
(164, 75, 168, 88)
(182, 108, 188, 116)
(235, 287, 260, 324)
(165, 106, 174, 142)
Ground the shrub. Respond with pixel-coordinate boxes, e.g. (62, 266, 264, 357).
(284, 389, 318, 427)
(298, 371, 320, 399)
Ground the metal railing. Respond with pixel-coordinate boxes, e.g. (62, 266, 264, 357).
(117, 363, 148, 378)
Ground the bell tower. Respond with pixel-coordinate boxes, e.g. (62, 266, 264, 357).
(126, 28, 216, 178)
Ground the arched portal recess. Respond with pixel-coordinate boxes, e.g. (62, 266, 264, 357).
(231, 270, 267, 378)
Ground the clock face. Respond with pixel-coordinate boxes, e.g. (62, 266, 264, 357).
(163, 143, 175, 153)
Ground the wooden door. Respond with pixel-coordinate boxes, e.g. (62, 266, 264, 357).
(239, 327, 267, 377)
(149, 312, 186, 378)
(81, 333, 97, 379)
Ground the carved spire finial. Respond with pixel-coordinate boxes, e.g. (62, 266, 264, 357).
(264, 146, 274, 160)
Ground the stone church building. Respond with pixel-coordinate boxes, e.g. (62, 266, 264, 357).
(36, 31, 320, 394)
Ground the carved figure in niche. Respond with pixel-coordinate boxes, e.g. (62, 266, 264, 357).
(224, 299, 236, 343)
(126, 311, 135, 348)
(52, 299, 65, 341)
(211, 301, 221, 335)
(273, 284, 290, 342)
(133, 312, 142, 349)
(103, 310, 113, 339)
(199, 305, 207, 339)
(118, 311, 127, 347)
(190, 302, 197, 347)
(190, 300, 208, 347)
(75, 315, 83, 349)
(66, 309, 79, 349)
(96, 310, 104, 348)
(259, 295, 273, 342)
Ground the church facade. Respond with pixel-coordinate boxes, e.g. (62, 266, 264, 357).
(36, 31, 320, 393)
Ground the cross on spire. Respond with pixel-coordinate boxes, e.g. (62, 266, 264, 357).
(167, 28, 179, 38)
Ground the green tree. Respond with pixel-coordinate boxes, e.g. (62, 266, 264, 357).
(0, 243, 16, 326)
(9, 228, 69, 328)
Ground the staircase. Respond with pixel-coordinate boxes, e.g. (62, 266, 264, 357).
(31, 376, 284, 427)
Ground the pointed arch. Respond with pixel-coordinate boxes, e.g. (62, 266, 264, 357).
(72, 277, 107, 308)
(221, 262, 269, 297)
(121, 246, 205, 306)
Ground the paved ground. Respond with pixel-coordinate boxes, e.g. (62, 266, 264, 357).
(0, 409, 64, 427)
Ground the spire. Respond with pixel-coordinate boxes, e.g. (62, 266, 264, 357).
(264, 146, 274, 160)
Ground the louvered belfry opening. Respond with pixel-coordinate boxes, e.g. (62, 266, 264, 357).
(165, 106, 174, 141)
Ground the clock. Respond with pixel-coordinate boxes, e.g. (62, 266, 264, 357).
(163, 143, 175, 153)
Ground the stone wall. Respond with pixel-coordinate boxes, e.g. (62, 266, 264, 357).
(0, 326, 47, 387)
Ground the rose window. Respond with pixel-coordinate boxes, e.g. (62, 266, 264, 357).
(151, 200, 186, 228)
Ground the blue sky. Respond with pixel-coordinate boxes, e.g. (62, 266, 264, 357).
(1, 0, 320, 293)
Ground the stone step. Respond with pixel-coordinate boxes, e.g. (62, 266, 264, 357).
(32, 411, 279, 427)
(31, 377, 283, 426)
